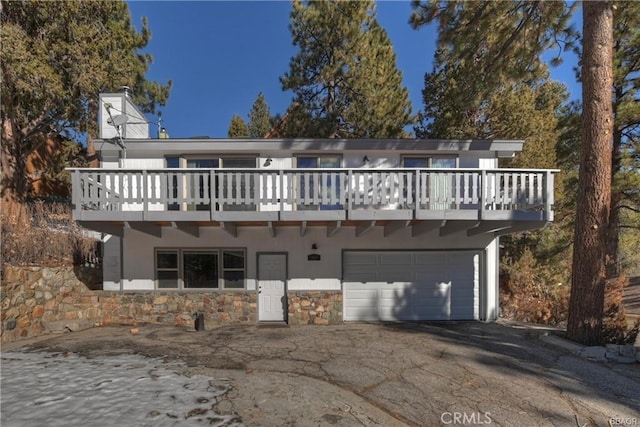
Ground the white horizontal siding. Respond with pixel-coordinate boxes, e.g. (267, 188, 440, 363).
(117, 226, 493, 295)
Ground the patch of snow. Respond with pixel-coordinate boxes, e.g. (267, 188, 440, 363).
(1, 350, 243, 427)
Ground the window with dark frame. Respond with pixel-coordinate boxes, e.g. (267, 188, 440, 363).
(155, 249, 246, 290)
(165, 157, 180, 211)
(166, 157, 258, 212)
(402, 156, 458, 210)
(296, 155, 342, 211)
(401, 156, 457, 168)
(156, 250, 179, 288)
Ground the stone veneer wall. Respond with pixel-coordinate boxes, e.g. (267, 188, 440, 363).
(287, 291, 343, 325)
(1, 266, 257, 343)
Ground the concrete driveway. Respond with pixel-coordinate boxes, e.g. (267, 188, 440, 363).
(3, 321, 639, 426)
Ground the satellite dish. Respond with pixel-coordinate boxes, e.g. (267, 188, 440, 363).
(111, 114, 129, 127)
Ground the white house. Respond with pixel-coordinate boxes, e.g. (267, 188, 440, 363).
(69, 91, 557, 324)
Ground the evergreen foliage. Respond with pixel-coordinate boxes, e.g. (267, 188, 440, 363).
(411, 0, 576, 131)
(1, 0, 171, 202)
(227, 115, 249, 138)
(247, 93, 272, 138)
(412, 0, 576, 139)
(558, 2, 640, 276)
(414, 1, 637, 344)
(611, 1, 640, 275)
(281, 0, 412, 138)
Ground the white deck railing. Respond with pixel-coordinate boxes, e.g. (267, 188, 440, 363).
(70, 168, 556, 221)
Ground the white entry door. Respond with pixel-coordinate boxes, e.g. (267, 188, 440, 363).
(258, 253, 287, 322)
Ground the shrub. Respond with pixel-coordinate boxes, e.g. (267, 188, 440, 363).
(602, 274, 640, 345)
(1, 200, 99, 268)
(500, 248, 570, 326)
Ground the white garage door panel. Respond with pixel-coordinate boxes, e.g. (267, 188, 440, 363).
(345, 308, 378, 321)
(382, 253, 414, 264)
(414, 253, 447, 265)
(343, 251, 479, 321)
(379, 272, 413, 282)
(345, 289, 378, 298)
(346, 253, 378, 265)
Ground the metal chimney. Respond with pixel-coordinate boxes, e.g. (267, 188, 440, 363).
(120, 86, 131, 97)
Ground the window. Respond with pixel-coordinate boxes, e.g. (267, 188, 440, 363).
(297, 156, 341, 169)
(402, 157, 458, 209)
(183, 251, 218, 288)
(181, 157, 257, 212)
(296, 155, 342, 210)
(220, 158, 257, 211)
(222, 250, 245, 288)
(156, 251, 179, 288)
(165, 157, 180, 211)
(155, 249, 246, 290)
(222, 158, 256, 168)
(402, 156, 457, 168)
(187, 159, 218, 211)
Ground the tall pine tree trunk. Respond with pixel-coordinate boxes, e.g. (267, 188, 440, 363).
(606, 119, 623, 278)
(1, 118, 28, 202)
(86, 98, 99, 168)
(567, 1, 614, 346)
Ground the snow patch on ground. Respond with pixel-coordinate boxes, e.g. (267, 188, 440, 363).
(1, 350, 243, 427)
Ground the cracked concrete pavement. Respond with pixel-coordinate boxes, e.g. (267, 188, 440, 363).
(3, 321, 639, 426)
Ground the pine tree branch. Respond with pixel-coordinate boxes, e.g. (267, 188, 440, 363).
(486, 3, 535, 74)
(619, 204, 640, 214)
(620, 224, 640, 230)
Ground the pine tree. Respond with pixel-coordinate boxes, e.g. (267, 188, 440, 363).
(247, 93, 272, 138)
(227, 115, 249, 138)
(566, 1, 614, 345)
(0, 0, 171, 202)
(556, 2, 640, 278)
(608, 1, 640, 276)
(410, 1, 621, 344)
(281, 0, 412, 138)
(411, 0, 576, 139)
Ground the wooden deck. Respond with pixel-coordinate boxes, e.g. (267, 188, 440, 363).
(70, 167, 557, 226)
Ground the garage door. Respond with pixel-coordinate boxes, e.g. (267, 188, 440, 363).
(343, 251, 479, 321)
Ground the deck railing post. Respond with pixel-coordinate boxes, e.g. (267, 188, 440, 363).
(142, 170, 148, 216)
(545, 170, 554, 221)
(210, 169, 216, 220)
(347, 169, 353, 217)
(279, 170, 284, 213)
(72, 170, 81, 220)
(480, 170, 487, 216)
(414, 170, 421, 217)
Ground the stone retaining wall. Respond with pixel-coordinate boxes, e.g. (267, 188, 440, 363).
(1, 266, 257, 342)
(287, 291, 343, 325)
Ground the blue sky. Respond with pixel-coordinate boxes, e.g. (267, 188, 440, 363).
(127, 1, 581, 139)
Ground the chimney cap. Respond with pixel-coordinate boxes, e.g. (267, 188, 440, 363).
(120, 86, 132, 97)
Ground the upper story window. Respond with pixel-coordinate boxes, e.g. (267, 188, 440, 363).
(161, 157, 256, 169)
(166, 157, 180, 168)
(221, 158, 256, 168)
(402, 156, 457, 168)
(187, 158, 219, 168)
(295, 155, 342, 210)
(296, 156, 341, 168)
